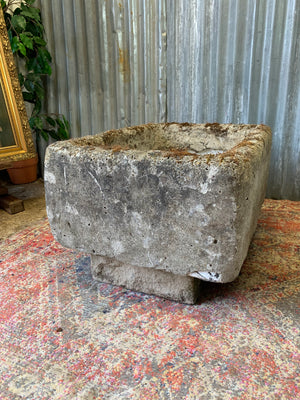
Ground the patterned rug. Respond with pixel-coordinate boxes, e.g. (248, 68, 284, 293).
(0, 199, 299, 399)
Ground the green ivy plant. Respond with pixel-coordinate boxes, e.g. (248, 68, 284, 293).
(1, 0, 70, 142)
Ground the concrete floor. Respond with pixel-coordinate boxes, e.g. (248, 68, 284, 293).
(0, 170, 47, 241)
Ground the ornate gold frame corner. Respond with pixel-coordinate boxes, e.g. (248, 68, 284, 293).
(0, 7, 36, 163)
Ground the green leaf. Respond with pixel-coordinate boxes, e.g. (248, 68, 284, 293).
(7, 29, 13, 44)
(26, 48, 52, 75)
(24, 31, 33, 37)
(34, 82, 45, 99)
(11, 36, 20, 53)
(26, 56, 35, 72)
(45, 116, 56, 127)
(38, 47, 52, 64)
(24, 78, 35, 92)
(24, 77, 44, 101)
(45, 129, 60, 141)
(38, 55, 52, 75)
(20, 33, 33, 50)
(25, 72, 41, 83)
(18, 42, 26, 56)
(39, 130, 49, 141)
(18, 73, 25, 86)
(63, 115, 70, 132)
(26, 20, 44, 37)
(55, 118, 64, 129)
(33, 36, 46, 46)
(26, 57, 41, 74)
(11, 15, 27, 32)
(32, 116, 43, 130)
(29, 116, 35, 129)
(20, 6, 41, 22)
(22, 91, 35, 102)
(58, 126, 66, 139)
(32, 99, 42, 115)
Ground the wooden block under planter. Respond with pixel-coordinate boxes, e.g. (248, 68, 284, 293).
(0, 195, 24, 214)
(0, 186, 8, 196)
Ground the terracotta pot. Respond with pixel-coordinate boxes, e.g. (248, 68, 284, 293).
(7, 155, 38, 184)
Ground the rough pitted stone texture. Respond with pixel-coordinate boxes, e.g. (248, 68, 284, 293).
(44, 122, 272, 303)
(91, 255, 201, 304)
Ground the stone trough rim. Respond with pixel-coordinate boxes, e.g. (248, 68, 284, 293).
(48, 122, 272, 169)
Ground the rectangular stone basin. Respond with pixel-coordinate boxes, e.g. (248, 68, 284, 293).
(44, 122, 272, 304)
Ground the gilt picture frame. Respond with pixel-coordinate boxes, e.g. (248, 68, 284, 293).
(0, 8, 36, 163)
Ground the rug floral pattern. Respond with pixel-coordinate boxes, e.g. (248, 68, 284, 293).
(0, 199, 299, 399)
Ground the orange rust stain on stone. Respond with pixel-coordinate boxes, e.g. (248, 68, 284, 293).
(204, 122, 228, 136)
(111, 145, 130, 153)
(217, 138, 259, 165)
(163, 148, 199, 161)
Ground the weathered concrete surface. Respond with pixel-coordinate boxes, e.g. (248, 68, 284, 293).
(44, 122, 272, 302)
(91, 255, 201, 304)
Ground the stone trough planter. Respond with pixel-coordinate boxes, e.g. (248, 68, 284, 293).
(44, 122, 272, 304)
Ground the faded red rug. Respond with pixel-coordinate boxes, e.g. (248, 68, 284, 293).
(0, 199, 299, 399)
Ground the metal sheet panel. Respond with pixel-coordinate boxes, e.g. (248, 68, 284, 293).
(37, 0, 299, 199)
(38, 0, 167, 138)
(166, 0, 300, 199)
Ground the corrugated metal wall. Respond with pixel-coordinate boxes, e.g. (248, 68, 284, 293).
(37, 0, 299, 200)
(166, 0, 300, 200)
(37, 0, 167, 137)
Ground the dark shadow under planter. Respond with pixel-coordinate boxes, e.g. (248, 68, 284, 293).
(7, 155, 38, 184)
